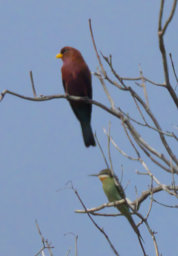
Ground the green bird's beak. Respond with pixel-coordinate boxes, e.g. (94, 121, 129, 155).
(89, 174, 99, 177)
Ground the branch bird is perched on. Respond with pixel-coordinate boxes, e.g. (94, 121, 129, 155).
(91, 168, 147, 256)
(56, 46, 95, 147)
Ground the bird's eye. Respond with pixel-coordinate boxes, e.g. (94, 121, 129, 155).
(61, 48, 68, 54)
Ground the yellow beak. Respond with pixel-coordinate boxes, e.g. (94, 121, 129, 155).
(56, 53, 63, 59)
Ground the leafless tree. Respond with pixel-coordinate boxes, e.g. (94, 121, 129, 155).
(1, 1, 177, 256)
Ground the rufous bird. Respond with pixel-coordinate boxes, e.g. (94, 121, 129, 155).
(56, 46, 95, 147)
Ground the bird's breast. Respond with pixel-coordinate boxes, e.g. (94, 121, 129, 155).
(62, 63, 91, 98)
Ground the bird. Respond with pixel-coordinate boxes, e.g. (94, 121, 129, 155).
(56, 46, 96, 147)
(91, 168, 147, 256)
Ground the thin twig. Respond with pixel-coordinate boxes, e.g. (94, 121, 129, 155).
(64, 232, 78, 256)
(75, 184, 178, 214)
(35, 220, 54, 256)
(95, 133, 110, 169)
(88, 19, 106, 77)
(169, 53, 178, 89)
(96, 67, 115, 109)
(117, 76, 166, 87)
(107, 122, 114, 173)
(71, 184, 120, 256)
(2, 87, 177, 173)
(162, 0, 177, 36)
(138, 65, 149, 107)
(29, 71, 37, 97)
(158, 0, 178, 107)
(103, 129, 138, 161)
(153, 198, 178, 208)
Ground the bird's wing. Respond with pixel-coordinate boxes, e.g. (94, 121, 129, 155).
(113, 175, 126, 199)
(61, 64, 92, 123)
(79, 67, 92, 99)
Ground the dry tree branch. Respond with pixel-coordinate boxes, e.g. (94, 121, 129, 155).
(158, 0, 178, 108)
(35, 220, 54, 256)
(89, 11, 178, 165)
(101, 54, 165, 88)
(119, 107, 178, 140)
(95, 133, 110, 169)
(1, 88, 177, 174)
(161, 0, 177, 36)
(153, 198, 178, 208)
(96, 68, 115, 109)
(107, 122, 114, 174)
(70, 183, 120, 256)
(139, 159, 178, 198)
(138, 65, 149, 107)
(64, 232, 78, 256)
(0, 89, 122, 118)
(75, 184, 178, 214)
(127, 87, 178, 166)
(117, 76, 166, 87)
(169, 53, 178, 88)
(29, 71, 37, 97)
(75, 189, 164, 255)
(88, 19, 116, 108)
(65, 249, 71, 256)
(133, 211, 160, 256)
(90, 29, 178, 167)
(114, 123, 178, 197)
(93, 70, 124, 90)
(99, 55, 178, 166)
(103, 130, 139, 161)
(88, 19, 106, 78)
(75, 199, 126, 214)
(134, 184, 178, 209)
(124, 120, 178, 173)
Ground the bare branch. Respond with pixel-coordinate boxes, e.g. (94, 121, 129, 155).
(35, 220, 54, 256)
(169, 53, 178, 88)
(103, 130, 138, 161)
(95, 133, 110, 169)
(153, 198, 178, 208)
(138, 65, 149, 107)
(75, 184, 178, 214)
(128, 87, 178, 166)
(75, 199, 127, 214)
(29, 71, 37, 97)
(118, 76, 166, 87)
(71, 184, 120, 256)
(158, 0, 178, 107)
(2, 88, 176, 174)
(64, 232, 78, 256)
(106, 122, 114, 173)
(162, 0, 177, 36)
(88, 19, 106, 77)
(133, 185, 178, 210)
(96, 68, 115, 109)
(138, 159, 178, 198)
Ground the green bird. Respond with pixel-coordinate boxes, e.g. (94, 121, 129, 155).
(91, 168, 146, 256)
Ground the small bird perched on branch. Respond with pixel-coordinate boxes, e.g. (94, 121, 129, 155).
(56, 46, 95, 147)
(91, 168, 146, 255)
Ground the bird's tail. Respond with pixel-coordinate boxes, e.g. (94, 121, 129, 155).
(126, 214, 147, 256)
(81, 122, 96, 147)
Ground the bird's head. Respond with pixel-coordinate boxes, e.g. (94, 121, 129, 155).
(56, 46, 83, 63)
(90, 169, 113, 182)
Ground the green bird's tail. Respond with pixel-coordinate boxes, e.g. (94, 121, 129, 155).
(81, 122, 96, 147)
(126, 214, 147, 256)
(126, 214, 143, 240)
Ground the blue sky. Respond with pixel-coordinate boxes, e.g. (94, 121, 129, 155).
(0, 0, 177, 255)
